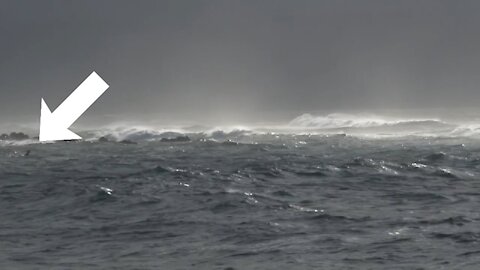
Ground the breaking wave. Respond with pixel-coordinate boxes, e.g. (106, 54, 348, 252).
(286, 113, 472, 138)
(78, 115, 480, 142)
(5, 113, 480, 145)
(288, 113, 449, 129)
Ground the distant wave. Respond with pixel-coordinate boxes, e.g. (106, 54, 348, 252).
(80, 126, 254, 143)
(85, 127, 188, 142)
(5, 113, 480, 145)
(0, 139, 39, 146)
(284, 113, 467, 138)
(448, 124, 480, 137)
(288, 113, 449, 129)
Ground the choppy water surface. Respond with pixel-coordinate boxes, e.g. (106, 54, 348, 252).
(2, 133, 480, 269)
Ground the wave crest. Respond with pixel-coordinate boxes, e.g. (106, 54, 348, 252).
(288, 113, 448, 129)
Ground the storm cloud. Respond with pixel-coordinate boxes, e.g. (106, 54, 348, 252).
(1, 0, 480, 128)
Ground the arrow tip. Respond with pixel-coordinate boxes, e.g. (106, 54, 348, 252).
(39, 98, 82, 142)
(91, 71, 109, 89)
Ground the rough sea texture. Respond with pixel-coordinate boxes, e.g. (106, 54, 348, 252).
(2, 128, 480, 269)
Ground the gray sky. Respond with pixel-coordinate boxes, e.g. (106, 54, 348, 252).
(2, 0, 480, 127)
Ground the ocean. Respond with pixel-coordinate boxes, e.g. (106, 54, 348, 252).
(2, 113, 480, 269)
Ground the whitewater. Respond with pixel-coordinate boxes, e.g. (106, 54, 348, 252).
(77, 113, 480, 141)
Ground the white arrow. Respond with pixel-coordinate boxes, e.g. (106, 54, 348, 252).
(39, 71, 109, 142)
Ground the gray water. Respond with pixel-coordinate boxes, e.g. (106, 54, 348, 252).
(2, 134, 480, 269)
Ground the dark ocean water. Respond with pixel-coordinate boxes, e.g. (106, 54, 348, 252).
(2, 133, 480, 269)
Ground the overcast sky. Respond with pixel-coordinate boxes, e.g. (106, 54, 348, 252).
(2, 0, 480, 127)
